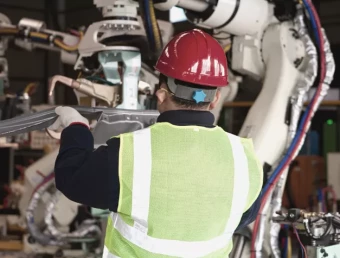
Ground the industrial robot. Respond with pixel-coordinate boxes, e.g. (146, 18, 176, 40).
(0, 0, 336, 257)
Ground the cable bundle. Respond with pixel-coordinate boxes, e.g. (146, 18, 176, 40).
(251, 1, 327, 257)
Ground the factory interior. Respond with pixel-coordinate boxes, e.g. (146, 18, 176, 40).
(0, 0, 340, 257)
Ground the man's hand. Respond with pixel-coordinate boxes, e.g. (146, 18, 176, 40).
(49, 106, 90, 131)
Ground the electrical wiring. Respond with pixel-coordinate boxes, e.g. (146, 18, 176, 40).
(148, 0, 163, 51)
(287, 236, 292, 258)
(24, 82, 38, 96)
(282, 225, 291, 258)
(251, 1, 326, 256)
(302, 0, 319, 45)
(0, 28, 19, 35)
(262, 0, 325, 194)
(54, 30, 83, 52)
(69, 29, 82, 37)
(30, 36, 49, 44)
(282, 236, 287, 258)
(142, 0, 156, 50)
(260, 0, 325, 197)
(85, 76, 114, 86)
(293, 225, 307, 258)
(224, 44, 231, 53)
(53, 39, 79, 51)
(24, 83, 36, 94)
(0, 27, 82, 52)
(140, 0, 163, 53)
(54, 31, 84, 52)
(30, 31, 48, 39)
(317, 188, 326, 212)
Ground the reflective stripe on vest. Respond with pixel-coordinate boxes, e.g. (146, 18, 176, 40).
(105, 128, 250, 257)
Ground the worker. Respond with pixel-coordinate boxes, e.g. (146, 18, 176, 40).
(50, 29, 263, 257)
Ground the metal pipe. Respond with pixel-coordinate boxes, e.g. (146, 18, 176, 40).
(49, 75, 80, 97)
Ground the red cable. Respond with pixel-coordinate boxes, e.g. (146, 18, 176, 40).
(293, 225, 308, 257)
(250, 1, 326, 256)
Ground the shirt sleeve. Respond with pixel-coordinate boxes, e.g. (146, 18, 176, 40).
(235, 191, 262, 231)
(54, 124, 120, 212)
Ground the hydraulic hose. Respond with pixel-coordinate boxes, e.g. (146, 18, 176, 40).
(0, 27, 81, 52)
(148, 0, 163, 51)
(139, 0, 163, 54)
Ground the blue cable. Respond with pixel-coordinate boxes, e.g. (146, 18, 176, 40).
(300, 246, 305, 258)
(282, 241, 287, 258)
(262, 105, 311, 193)
(302, 0, 319, 46)
(282, 237, 287, 258)
(282, 225, 290, 258)
(30, 36, 49, 44)
(317, 189, 324, 211)
(143, 0, 155, 50)
(262, 0, 322, 194)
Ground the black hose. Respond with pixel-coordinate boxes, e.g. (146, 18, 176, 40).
(138, 0, 152, 48)
(138, 0, 162, 59)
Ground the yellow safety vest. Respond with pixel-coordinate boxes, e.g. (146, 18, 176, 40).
(103, 122, 263, 257)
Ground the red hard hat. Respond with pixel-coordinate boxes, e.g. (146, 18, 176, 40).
(155, 29, 228, 87)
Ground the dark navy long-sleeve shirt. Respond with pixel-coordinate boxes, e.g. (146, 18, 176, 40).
(54, 110, 262, 231)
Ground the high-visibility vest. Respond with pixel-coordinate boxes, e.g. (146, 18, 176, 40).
(103, 122, 263, 258)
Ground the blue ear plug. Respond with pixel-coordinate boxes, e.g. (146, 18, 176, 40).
(192, 90, 207, 103)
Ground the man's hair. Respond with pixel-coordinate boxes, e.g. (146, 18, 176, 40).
(159, 74, 217, 109)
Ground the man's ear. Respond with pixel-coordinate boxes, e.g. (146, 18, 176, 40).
(155, 88, 167, 105)
(209, 89, 221, 110)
